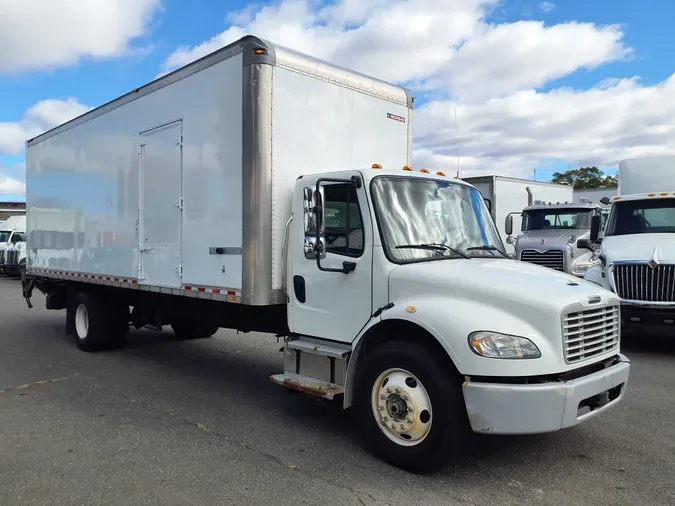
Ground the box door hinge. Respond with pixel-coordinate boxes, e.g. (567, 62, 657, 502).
(175, 134, 183, 147)
(175, 264, 183, 277)
(174, 197, 183, 210)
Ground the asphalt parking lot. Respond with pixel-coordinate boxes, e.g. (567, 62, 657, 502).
(0, 276, 673, 506)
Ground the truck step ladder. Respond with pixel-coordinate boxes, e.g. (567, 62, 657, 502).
(270, 338, 351, 400)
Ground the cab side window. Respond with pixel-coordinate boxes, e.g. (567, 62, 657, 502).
(323, 184, 364, 257)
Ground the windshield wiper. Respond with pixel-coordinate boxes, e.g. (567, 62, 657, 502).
(395, 243, 470, 259)
(465, 245, 508, 257)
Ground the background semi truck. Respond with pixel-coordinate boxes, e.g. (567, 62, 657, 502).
(22, 35, 630, 473)
(506, 201, 607, 277)
(0, 215, 26, 275)
(584, 155, 675, 328)
(462, 175, 573, 256)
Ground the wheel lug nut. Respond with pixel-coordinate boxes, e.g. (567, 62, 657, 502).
(380, 394, 386, 400)
(407, 418, 413, 423)
(403, 395, 409, 401)
(383, 416, 388, 422)
(391, 424, 396, 429)
(395, 387, 400, 393)
(378, 405, 384, 411)
(386, 388, 392, 393)
(399, 424, 405, 429)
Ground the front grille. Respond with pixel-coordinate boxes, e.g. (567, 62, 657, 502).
(6, 250, 18, 265)
(613, 263, 675, 303)
(520, 249, 564, 271)
(563, 305, 620, 364)
(0, 250, 5, 265)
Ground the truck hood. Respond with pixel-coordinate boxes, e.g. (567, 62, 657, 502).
(602, 234, 675, 264)
(517, 229, 589, 249)
(388, 258, 611, 313)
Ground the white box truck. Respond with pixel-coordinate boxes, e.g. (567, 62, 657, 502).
(462, 176, 573, 255)
(583, 155, 675, 329)
(22, 35, 630, 473)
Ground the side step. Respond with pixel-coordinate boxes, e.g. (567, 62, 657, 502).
(271, 337, 352, 400)
(270, 373, 345, 400)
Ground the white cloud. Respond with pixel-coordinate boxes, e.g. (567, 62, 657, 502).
(0, 98, 92, 155)
(540, 1, 556, 12)
(414, 75, 675, 178)
(0, 0, 161, 73)
(0, 175, 25, 196)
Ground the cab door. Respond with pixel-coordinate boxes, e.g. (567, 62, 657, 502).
(286, 173, 373, 343)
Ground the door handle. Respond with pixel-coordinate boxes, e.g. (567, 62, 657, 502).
(293, 275, 306, 303)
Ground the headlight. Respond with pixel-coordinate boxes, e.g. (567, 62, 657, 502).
(468, 331, 541, 359)
(573, 262, 593, 275)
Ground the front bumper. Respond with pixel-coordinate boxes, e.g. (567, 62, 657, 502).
(462, 354, 631, 435)
(620, 303, 675, 327)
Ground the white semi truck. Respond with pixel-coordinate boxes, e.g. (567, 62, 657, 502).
(0, 215, 26, 275)
(506, 201, 607, 277)
(22, 35, 630, 473)
(583, 155, 675, 329)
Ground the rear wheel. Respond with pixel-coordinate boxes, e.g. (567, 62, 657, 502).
(72, 292, 128, 352)
(356, 340, 468, 473)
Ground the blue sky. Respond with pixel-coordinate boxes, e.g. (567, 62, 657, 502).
(1, 0, 673, 201)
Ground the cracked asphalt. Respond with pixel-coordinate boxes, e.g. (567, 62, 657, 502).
(1, 277, 674, 505)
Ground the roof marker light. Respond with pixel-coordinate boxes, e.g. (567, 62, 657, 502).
(648, 193, 656, 197)
(436, 171, 446, 176)
(420, 168, 430, 173)
(372, 163, 382, 169)
(402, 166, 413, 171)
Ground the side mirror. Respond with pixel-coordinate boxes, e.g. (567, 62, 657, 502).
(590, 215, 601, 242)
(302, 186, 326, 259)
(600, 196, 611, 205)
(505, 214, 513, 236)
(576, 238, 594, 250)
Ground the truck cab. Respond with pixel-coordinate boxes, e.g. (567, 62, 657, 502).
(280, 165, 630, 470)
(583, 155, 675, 329)
(505, 201, 606, 277)
(0, 215, 26, 275)
(5, 235, 27, 277)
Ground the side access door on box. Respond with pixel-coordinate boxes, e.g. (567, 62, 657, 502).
(138, 120, 184, 288)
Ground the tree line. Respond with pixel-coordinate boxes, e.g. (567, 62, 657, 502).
(550, 166, 618, 189)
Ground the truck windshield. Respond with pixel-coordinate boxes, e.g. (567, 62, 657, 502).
(0, 231, 10, 242)
(522, 209, 592, 231)
(371, 176, 505, 263)
(606, 198, 675, 236)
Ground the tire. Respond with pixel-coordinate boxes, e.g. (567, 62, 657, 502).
(356, 340, 469, 474)
(171, 319, 218, 340)
(72, 292, 128, 352)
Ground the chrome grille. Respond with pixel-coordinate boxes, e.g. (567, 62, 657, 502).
(6, 250, 18, 265)
(520, 249, 564, 271)
(613, 263, 675, 303)
(563, 305, 620, 364)
(0, 250, 5, 264)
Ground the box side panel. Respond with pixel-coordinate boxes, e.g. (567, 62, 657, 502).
(181, 54, 243, 290)
(494, 180, 529, 254)
(618, 156, 675, 195)
(26, 53, 244, 290)
(269, 67, 411, 290)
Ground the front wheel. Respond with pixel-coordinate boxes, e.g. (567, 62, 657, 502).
(356, 340, 468, 473)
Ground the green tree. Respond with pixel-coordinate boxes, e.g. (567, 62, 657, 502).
(551, 166, 618, 189)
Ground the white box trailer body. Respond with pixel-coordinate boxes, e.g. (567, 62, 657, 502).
(25, 36, 413, 305)
(22, 35, 630, 473)
(618, 156, 675, 195)
(462, 176, 573, 254)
